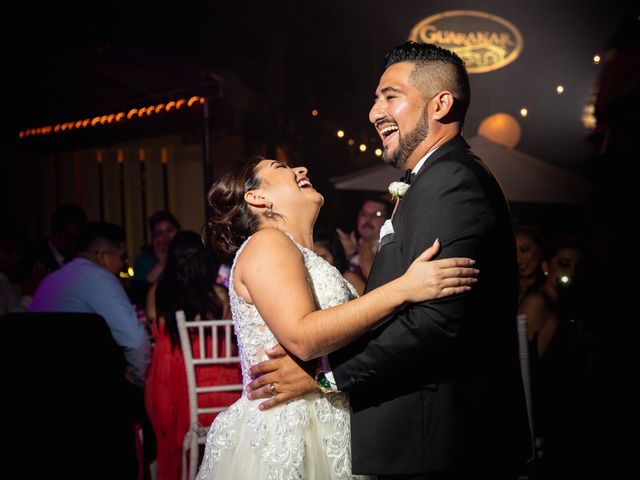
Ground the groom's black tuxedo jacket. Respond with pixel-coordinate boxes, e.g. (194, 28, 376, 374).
(329, 135, 531, 475)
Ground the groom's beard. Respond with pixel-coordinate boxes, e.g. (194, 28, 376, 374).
(382, 108, 429, 169)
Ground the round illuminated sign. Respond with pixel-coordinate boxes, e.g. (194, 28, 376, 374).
(409, 10, 524, 73)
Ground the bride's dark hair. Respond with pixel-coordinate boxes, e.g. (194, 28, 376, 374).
(156, 230, 223, 348)
(205, 157, 265, 258)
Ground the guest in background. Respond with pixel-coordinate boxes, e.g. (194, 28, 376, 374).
(144, 230, 240, 480)
(1, 229, 29, 313)
(313, 227, 366, 295)
(514, 225, 546, 305)
(519, 236, 582, 358)
(1, 227, 47, 314)
(130, 210, 180, 308)
(34, 203, 87, 271)
(30, 221, 150, 387)
(519, 236, 585, 476)
(579, 15, 637, 477)
(336, 197, 391, 284)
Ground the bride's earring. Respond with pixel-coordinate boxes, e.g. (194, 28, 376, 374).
(264, 200, 273, 218)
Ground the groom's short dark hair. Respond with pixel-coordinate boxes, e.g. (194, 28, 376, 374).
(384, 41, 471, 124)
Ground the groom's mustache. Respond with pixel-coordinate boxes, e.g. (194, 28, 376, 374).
(374, 117, 397, 130)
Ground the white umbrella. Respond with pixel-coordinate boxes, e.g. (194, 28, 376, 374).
(330, 135, 591, 204)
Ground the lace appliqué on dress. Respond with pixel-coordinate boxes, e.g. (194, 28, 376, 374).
(199, 401, 244, 475)
(315, 394, 354, 478)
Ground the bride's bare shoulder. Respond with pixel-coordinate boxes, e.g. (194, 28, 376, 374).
(237, 228, 298, 264)
(234, 228, 304, 300)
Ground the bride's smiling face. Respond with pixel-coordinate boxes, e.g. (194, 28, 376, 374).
(253, 159, 324, 216)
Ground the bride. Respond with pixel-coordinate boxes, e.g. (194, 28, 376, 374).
(198, 157, 478, 479)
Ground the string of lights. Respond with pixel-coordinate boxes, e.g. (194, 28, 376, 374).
(311, 109, 384, 158)
(18, 96, 205, 139)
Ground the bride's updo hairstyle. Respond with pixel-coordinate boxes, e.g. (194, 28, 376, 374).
(205, 156, 265, 258)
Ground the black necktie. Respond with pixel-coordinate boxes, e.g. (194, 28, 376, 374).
(402, 169, 414, 185)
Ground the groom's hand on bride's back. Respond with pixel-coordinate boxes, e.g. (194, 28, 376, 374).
(247, 343, 317, 410)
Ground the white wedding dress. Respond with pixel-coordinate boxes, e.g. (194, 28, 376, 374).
(198, 234, 374, 479)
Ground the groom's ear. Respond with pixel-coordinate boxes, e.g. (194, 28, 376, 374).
(431, 91, 454, 120)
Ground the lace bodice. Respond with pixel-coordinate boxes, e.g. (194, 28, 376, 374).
(229, 233, 358, 387)
(198, 232, 372, 479)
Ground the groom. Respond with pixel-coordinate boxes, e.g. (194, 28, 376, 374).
(249, 42, 531, 479)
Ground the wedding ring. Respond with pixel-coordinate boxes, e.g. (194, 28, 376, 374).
(269, 383, 277, 395)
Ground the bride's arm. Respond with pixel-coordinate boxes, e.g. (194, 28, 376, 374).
(235, 228, 476, 361)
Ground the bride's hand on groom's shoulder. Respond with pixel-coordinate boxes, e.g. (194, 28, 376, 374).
(246, 343, 317, 411)
(401, 239, 479, 303)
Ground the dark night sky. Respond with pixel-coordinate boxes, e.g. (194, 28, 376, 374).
(7, 0, 632, 172)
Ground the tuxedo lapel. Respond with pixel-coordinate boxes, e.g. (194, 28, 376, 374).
(390, 136, 471, 226)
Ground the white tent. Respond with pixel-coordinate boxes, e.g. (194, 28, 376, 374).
(330, 136, 591, 204)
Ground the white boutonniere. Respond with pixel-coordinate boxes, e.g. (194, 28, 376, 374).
(388, 181, 410, 219)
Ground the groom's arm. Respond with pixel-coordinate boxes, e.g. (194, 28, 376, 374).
(330, 159, 495, 390)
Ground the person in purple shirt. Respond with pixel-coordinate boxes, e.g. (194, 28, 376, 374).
(30, 221, 150, 387)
